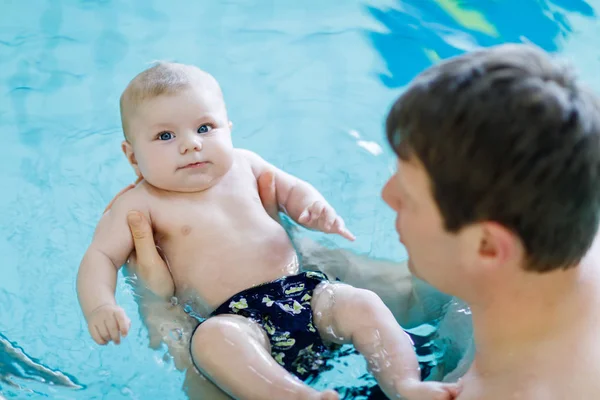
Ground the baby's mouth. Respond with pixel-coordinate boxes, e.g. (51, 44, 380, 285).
(180, 161, 210, 169)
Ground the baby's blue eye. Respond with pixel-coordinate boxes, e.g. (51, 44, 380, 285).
(198, 125, 212, 134)
(159, 132, 173, 141)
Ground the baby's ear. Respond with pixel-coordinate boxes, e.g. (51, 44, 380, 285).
(121, 140, 141, 178)
(229, 121, 233, 130)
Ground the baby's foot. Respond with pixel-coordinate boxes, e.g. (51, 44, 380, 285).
(318, 389, 339, 400)
(397, 380, 461, 400)
(303, 389, 339, 400)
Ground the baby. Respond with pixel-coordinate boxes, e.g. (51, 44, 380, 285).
(76, 62, 459, 400)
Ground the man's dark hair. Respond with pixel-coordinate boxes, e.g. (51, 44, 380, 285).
(386, 43, 600, 272)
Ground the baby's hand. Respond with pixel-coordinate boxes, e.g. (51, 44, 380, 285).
(298, 201, 355, 241)
(87, 304, 131, 345)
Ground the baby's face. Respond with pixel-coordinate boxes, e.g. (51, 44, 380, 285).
(124, 86, 234, 192)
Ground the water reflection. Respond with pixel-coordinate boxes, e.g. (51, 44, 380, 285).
(366, 0, 596, 87)
(0, 332, 81, 395)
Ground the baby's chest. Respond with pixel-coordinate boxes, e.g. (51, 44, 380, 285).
(149, 189, 262, 240)
(149, 201, 226, 241)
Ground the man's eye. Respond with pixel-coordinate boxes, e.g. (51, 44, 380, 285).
(198, 125, 212, 134)
(158, 132, 174, 141)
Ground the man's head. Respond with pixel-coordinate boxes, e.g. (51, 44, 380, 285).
(120, 62, 234, 192)
(382, 44, 600, 295)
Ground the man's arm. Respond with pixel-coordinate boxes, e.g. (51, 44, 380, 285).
(125, 211, 198, 371)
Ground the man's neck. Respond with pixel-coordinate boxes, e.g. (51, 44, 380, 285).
(467, 245, 600, 377)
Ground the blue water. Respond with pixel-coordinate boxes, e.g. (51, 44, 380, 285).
(1, 0, 599, 399)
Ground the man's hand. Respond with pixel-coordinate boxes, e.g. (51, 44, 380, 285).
(125, 211, 174, 299)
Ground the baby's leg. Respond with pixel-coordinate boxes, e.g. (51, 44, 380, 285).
(312, 283, 460, 400)
(183, 368, 233, 400)
(190, 314, 338, 400)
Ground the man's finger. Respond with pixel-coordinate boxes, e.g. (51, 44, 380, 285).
(127, 211, 164, 268)
(127, 211, 152, 241)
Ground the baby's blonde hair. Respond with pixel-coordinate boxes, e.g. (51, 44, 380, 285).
(120, 61, 221, 139)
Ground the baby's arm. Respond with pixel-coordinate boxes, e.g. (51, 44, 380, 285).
(241, 149, 355, 241)
(77, 190, 145, 345)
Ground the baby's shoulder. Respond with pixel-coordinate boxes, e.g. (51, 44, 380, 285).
(104, 181, 152, 217)
(233, 148, 269, 175)
(234, 148, 259, 163)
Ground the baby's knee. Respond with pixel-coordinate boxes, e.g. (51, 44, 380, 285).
(326, 286, 390, 332)
(341, 288, 401, 336)
(191, 317, 238, 353)
(343, 287, 387, 317)
(191, 315, 268, 357)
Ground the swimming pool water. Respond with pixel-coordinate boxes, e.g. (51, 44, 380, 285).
(1, 0, 599, 398)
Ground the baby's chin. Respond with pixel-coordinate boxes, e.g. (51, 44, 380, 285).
(145, 177, 221, 193)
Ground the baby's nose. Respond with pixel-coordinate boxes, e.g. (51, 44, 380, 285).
(180, 135, 202, 153)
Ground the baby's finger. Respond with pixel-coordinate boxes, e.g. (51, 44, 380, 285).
(298, 208, 311, 224)
(93, 324, 109, 345)
(333, 218, 356, 241)
(341, 229, 356, 241)
(308, 202, 325, 225)
(319, 208, 336, 231)
(115, 309, 131, 337)
(105, 315, 122, 345)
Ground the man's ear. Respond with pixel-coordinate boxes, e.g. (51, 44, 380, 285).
(478, 221, 519, 270)
(122, 140, 141, 178)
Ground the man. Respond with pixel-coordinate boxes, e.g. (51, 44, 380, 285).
(378, 43, 600, 399)
(126, 43, 600, 398)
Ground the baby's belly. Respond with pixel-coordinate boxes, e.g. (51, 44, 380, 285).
(163, 226, 298, 315)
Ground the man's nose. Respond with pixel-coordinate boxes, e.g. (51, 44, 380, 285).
(381, 177, 396, 210)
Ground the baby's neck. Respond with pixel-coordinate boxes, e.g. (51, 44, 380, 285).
(141, 178, 221, 197)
